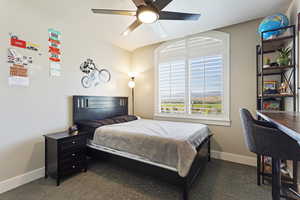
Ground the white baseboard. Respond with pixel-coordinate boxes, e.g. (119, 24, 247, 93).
(0, 167, 44, 194)
(0, 151, 256, 194)
(211, 150, 257, 167)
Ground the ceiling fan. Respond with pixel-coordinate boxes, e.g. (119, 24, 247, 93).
(91, 0, 201, 36)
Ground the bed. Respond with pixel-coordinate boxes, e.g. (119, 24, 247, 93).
(73, 95, 212, 200)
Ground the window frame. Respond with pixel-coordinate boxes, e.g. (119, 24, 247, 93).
(154, 31, 231, 126)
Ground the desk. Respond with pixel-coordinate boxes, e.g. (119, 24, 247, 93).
(257, 111, 300, 144)
(257, 111, 300, 200)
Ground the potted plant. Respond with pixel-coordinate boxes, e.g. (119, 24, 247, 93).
(263, 57, 271, 68)
(277, 47, 291, 66)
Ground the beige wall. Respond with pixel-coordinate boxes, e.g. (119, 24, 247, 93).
(287, 0, 300, 25)
(286, 0, 299, 110)
(0, 0, 131, 182)
(132, 19, 261, 157)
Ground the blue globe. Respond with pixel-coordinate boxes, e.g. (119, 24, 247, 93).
(258, 13, 289, 39)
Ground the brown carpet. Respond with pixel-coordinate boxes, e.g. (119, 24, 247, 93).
(0, 159, 272, 200)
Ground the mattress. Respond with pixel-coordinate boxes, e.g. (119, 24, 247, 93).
(91, 119, 210, 177)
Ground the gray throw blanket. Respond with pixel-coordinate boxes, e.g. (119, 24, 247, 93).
(92, 119, 210, 177)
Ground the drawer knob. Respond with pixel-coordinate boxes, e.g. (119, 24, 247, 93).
(72, 141, 76, 144)
(72, 153, 76, 156)
(72, 165, 76, 169)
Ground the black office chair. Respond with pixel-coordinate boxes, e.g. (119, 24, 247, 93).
(240, 108, 300, 200)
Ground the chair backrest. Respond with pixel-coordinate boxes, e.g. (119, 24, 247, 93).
(240, 108, 300, 160)
(240, 108, 257, 153)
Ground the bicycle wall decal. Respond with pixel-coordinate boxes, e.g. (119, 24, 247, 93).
(79, 58, 111, 88)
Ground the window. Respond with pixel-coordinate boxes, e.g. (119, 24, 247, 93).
(155, 31, 230, 125)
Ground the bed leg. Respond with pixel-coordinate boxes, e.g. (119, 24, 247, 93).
(208, 138, 211, 162)
(182, 186, 189, 200)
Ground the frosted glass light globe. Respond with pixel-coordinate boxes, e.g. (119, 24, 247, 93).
(138, 10, 159, 24)
(128, 80, 136, 88)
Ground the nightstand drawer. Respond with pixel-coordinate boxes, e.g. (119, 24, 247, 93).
(60, 161, 85, 175)
(61, 148, 85, 158)
(61, 151, 86, 164)
(60, 137, 86, 151)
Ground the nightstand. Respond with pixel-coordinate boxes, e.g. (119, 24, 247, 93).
(44, 131, 88, 186)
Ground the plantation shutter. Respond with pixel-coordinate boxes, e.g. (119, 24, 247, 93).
(189, 55, 223, 114)
(158, 40, 186, 114)
(188, 35, 224, 115)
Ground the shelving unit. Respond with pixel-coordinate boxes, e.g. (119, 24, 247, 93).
(256, 25, 297, 111)
(256, 25, 298, 188)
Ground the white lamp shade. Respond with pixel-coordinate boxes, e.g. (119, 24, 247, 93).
(128, 72, 138, 78)
(128, 80, 135, 88)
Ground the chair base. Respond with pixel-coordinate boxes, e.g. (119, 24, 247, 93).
(257, 155, 298, 188)
(257, 155, 299, 200)
(288, 188, 300, 199)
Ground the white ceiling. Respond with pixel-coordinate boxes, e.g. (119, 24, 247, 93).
(89, 0, 291, 51)
(22, 0, 292, 52)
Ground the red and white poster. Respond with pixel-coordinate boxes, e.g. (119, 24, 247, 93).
(48, 28, 62, 76)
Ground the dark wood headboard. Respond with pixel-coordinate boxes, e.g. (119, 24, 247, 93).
(73, 96, 128, 124)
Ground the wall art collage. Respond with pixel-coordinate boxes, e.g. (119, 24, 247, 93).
(7, 29, 111, 88)
(7, 29, 62, 87)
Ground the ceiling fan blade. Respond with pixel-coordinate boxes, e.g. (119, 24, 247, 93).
(122, 20, 143, 36)
(131, 0, 147, 7)
(91, 9, 136, 16)
(159, 11, 201, 20)
(144, 0, 154, 4)
(150, 21, 168, 38)
(152, 0, 173, 10)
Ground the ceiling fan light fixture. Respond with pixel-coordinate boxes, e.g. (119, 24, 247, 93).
(137, 8, 159, 24)
(91, 0, 201, 36)
(122, 30, 130, 36)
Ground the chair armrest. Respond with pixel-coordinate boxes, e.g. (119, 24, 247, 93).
(253, 124, 300, 160)
(253, 124, 281, 144)
(254, 119, 277, 129)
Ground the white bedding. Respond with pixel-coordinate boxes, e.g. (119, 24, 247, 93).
(92, 119, 210, 177)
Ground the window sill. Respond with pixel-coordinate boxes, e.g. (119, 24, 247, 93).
(153, 114, 231, 126)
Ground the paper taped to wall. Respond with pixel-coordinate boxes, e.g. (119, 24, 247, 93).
(50, 62, 61, 76)
(8, 76, 29, 87)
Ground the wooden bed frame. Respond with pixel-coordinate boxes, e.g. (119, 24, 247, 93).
(73, 95, 212, 200)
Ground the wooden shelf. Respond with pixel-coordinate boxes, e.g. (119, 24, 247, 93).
(258, 35, 294, 54)
(257, 65, 295, 76)
(258, 93, 295, 98)
(262, 35, 294, 44)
